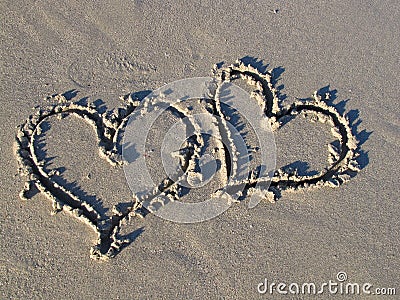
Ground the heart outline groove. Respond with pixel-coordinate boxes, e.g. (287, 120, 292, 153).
(15, 60, 364, 260)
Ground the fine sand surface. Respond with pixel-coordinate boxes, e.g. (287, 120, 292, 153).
(1, 0, 399, 299)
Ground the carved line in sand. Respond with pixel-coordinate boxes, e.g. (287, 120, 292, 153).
(15, 61, 362, 260)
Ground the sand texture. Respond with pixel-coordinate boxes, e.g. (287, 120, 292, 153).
(1, 0, 399, 299)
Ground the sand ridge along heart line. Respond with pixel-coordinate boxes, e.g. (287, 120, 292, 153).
(14, 60, 363, 260)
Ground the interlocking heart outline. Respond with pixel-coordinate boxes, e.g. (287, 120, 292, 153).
(15, 60, 364, 260)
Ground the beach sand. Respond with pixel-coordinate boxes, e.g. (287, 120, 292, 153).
(1, 0, 399, 298)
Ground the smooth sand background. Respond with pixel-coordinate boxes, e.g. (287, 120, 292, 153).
(1, 0, 399, 298)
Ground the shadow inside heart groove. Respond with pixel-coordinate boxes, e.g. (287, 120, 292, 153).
(35, 114, 134, 218)
(14, 58, 370, 260)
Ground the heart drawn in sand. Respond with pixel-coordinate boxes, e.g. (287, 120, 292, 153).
(15, 60, 364, 260)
